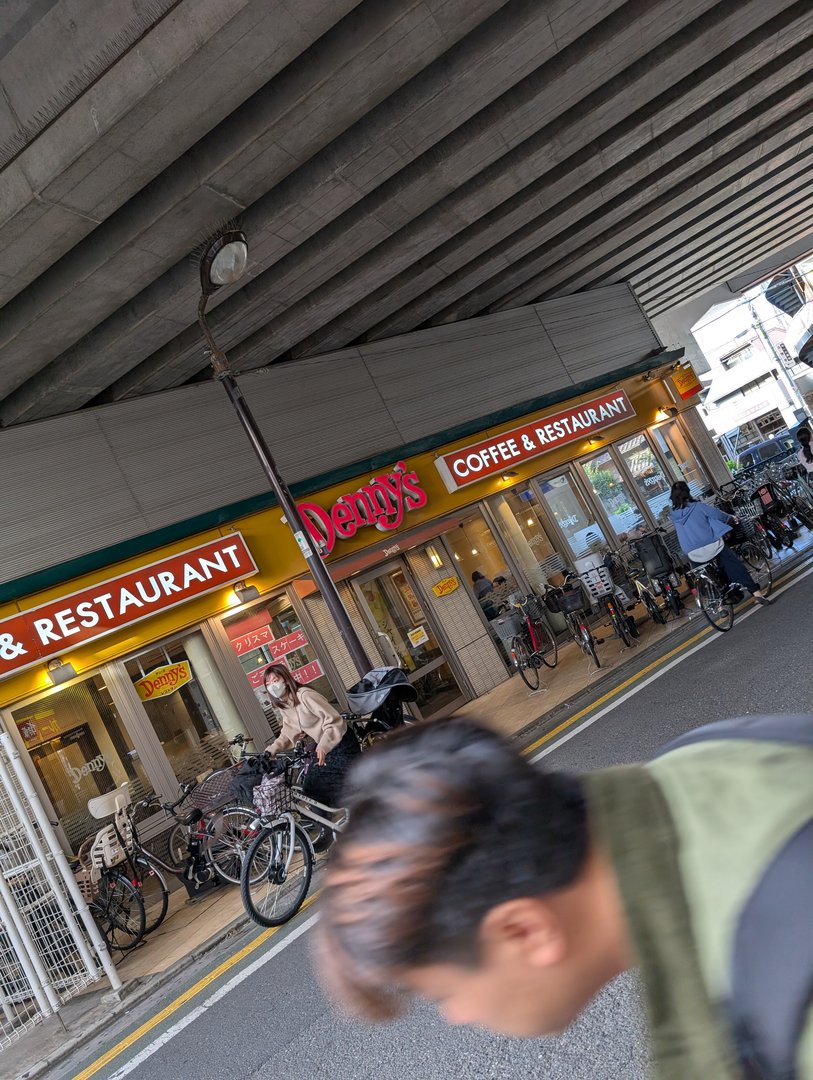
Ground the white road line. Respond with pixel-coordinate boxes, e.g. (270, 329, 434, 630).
(106, 913, 320, 1080)
(529, 560, 813, 763)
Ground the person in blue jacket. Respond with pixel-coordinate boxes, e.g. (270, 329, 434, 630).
(669, 481, 770, 605)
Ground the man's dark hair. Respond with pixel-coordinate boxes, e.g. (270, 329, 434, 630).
(317, 718, 588, 1019)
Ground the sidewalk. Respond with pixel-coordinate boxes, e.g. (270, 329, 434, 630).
(8, 534, 813, 1080)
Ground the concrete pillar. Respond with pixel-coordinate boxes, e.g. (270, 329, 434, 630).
(680, 407, 731, 488)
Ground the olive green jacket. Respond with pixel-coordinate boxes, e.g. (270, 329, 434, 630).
(585, 738, 813, 1080)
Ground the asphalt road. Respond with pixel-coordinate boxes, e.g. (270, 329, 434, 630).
(61, 562, 813, 1080)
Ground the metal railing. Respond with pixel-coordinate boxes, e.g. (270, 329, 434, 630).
(0, 732, 121, 1052)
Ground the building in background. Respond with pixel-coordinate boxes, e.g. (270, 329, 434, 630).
(691, 260, 813, 460)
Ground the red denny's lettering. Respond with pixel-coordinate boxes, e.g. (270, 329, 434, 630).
(297, 464, 428, 556)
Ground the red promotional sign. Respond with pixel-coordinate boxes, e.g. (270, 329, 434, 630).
(247, 658, 323, 689)
(0, 534, 257, 681)
(435, 391, 636, 491)
(230, 627, 308, 659)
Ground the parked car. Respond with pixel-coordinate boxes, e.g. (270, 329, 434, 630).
(735, 432, 796, 471)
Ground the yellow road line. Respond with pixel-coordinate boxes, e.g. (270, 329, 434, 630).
(521, 551, 808, 756)
(76, 550, 810, 1078)
(73, 893, 319, 1080)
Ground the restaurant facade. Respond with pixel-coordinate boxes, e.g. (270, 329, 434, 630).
(0, 365, 721, 852)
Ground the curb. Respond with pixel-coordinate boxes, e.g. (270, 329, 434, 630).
(21, 907, 253, 1080)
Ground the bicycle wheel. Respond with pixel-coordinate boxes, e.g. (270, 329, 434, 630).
(166, 822, 190, 871)
(530, 618, 558, 668)
(91, 871, 145, 952)
(133, 854, 169, 935)
(642, 590, 666, 625)
(697, 574, 734, 632)
(240, 821, 313, 928)
(511, 634, 540, 690)
(580, 623, 601, 668)
(739, 542, 772, 598)
(662, 580, 683, 616)
(206, 806, 260, 885)
(609, 605, 632, 646)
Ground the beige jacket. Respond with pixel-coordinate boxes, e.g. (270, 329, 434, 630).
(266, 688, 346, 757)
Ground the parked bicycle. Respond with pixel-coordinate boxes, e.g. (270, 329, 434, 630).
(577, 562, 638, 649)
(543, 575, 602, 669)
(240, 742, 347, 928)
(494, 594, 558, 690)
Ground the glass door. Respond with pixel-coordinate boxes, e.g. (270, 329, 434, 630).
(536, 471, 609, 559)
(580, 449, 652, 541)
(352, 560, 466, 720)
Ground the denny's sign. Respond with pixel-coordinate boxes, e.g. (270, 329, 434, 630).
(0, 534, 257, 681)
(297, 462, 427, 557)
(435, 391, 636, 492)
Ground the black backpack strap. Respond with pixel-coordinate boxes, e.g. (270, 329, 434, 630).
(655, 715, 813, 757)
(727, 818, 813, 1080)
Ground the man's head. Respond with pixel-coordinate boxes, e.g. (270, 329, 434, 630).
(317, 719, 627, 1037)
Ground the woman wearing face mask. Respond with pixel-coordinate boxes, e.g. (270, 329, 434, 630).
(262, 664, 359, 807)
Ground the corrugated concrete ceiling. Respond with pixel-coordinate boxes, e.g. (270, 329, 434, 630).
(2, 0, 813, 428)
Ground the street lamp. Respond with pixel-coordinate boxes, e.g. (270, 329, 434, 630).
(197, 230, 372, 677)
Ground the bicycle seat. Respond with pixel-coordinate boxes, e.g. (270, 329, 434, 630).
(172, 807, 204, 827)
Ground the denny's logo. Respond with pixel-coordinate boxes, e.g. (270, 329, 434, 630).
(298, 463, 427, 556)
(135, 661, 192, 701)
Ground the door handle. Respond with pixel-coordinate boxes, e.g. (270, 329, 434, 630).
(376, 632, 400, 668)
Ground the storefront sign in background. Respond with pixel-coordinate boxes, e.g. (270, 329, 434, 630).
(135, 661, 192, 700)
(432, 576, 460, 597)
(671, 367, 702, 400)
(0, 534, 257, 681)
(435, 391, 636, 491)
(297, 462, 428, 556)
(229, 627, 308, 660)
(246, 658, 324, 689)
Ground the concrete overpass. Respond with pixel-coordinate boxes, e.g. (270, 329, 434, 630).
(2, 0, 813, 427)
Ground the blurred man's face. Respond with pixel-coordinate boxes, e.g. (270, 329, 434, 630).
(402, 899, 601, 1037)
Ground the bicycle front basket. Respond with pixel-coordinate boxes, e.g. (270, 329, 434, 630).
(187, 763, 242, 811)
(558, 585, 588, 614)
(253, 774, 294, 818)
(491, 612, 523, 643)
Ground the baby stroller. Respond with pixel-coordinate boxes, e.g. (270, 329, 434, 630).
(344, 667, 418, 746)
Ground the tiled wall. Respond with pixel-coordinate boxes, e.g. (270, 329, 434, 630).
(304, 584, 383, 695)
(405, 549, 508, 699)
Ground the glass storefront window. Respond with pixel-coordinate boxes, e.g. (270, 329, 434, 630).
(222, 594, 334, 725)
(581, 452, 647, 540)
(538, 473, 609, 558)
(443, 510, 520, 620)
(652, 420, 708, 498)
(12, 675, 153, 852)
(490, 486, 559, 593)
(615, 433, 672, 527)
(126, 633, 247, 783)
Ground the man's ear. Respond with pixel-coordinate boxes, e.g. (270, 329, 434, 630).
(480, 898, 566, 968)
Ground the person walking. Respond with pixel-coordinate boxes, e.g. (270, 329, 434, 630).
(796, 426, 813, 478)
(262, 664, 358, 807)
(669, 481, 770, 605)
(316, 715, 813, 1080)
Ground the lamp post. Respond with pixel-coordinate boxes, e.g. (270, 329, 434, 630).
(196, 230, 372, 677)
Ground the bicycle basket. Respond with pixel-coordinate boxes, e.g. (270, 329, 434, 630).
(492, 612, 523, 643)
(253, 774, 294, 818)
(558, 585, 588, 614)
(187, 763, 242, 812)
(631, 533, 673, 579)
(543, 590, 562, 614)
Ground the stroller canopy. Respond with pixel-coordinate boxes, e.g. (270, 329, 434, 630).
(346, 667, 418, 713)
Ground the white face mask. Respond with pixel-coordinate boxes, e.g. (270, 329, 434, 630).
(266, 681, 286, 699)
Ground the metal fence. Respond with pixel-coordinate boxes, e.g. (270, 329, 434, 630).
(0, 732, 121, 1051)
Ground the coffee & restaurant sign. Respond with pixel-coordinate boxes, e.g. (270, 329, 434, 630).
(0, 534, 257, 681)
(435, 391, 636, 492)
